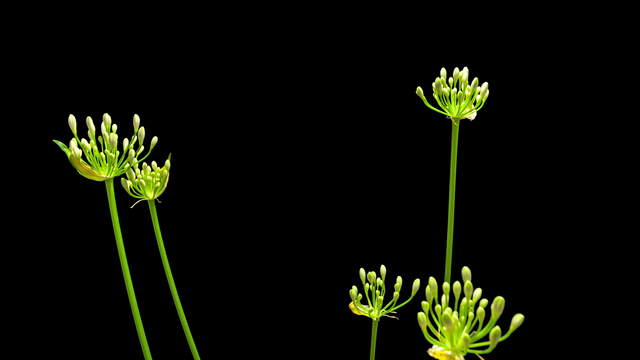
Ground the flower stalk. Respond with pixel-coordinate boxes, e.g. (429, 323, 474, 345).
(121, 155, 201, 359)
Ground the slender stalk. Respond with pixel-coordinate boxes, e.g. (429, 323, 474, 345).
(147, 200, 201, 360)
(105, 179, 153, 360)
(369, 319, 379, 360)
(444, 121, 460, 284)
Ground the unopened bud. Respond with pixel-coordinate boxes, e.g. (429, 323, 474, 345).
(428, 277, 438, 301)
(464, 281, 473, 299)
(396, 275, 403, 287)
(425, 284, 432, 302)
(489, 326, 502, 347)
(453, 67, 460, 81)
(359, 268, 366, 284)
(111, 123, 118, 133)
(109, 133, 118, 149)
(421, 301, 429, 313)
(442, 282, 450, 296)
(68, 114, 77, 135)
(138, 127, 146, 145)
(133, 114, 141, 133)
(453, 281, 461, 299)
(103, 113, 112, 131)
(416, 86, 425, 98)
(150, 136, 158, 149)
(473, 288, 482, 303)
(417, 312, 428, 329)
(412, 278, 420, 296)
(491, 296, 505, 320)
(509, 314, 525, 332)
(440, 67, 447, 80)
(123, 138, 129, 150)
(151, 161, 159, 171)
(380, 265, 387, 280)
(461, 266, 472, 282)
(367, 271, 376, 284)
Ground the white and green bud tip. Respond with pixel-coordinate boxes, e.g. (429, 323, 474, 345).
(417, 66, 490, 123)
(348, 265, 420, 321)
(418, 266, 524, 360)
(54, 113, 158, 181)
(121, 155, 171, 201)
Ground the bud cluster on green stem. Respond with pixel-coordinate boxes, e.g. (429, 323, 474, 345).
(418, 267, 524, 359)
(121, 156, 171, 201)
(349, 265, 420, 320)
(54, 113, 159, 181)
(416, 67, 489, 122)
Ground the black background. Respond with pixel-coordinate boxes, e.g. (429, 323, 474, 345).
(8, 8, 637, 360)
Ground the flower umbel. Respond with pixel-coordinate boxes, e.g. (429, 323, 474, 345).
(418, 267, 524, 360)
(121, 156, 171, 201)
(349, 265, 420, 320)
(416, 67, 489, 122)
(53, 113, 158, 181)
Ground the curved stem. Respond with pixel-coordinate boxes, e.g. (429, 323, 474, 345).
(105, 179, 153, 359)
(369, 319, 379, 360)
(147, 200, 201, 360)
(444, 121, 460, 284)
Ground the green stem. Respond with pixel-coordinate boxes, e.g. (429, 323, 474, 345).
(444, 120, 460, 284)
(369, 319, 379, 360)
(147, 200, 201, 360)
(105, 179, 153, 360)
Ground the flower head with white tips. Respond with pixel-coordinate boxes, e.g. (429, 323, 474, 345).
(418, 267, 524, 360)
(121, 156, 171, 201)
(416, 67, 489, 123)
(54, 113, 158, 181)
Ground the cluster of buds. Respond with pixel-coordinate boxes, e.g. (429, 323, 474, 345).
(349, 265, 420, 320)
(121, 156, 171, 201)
(416, 67, 489, 122)
(54, 114, 158, 181)
(417, 267, 524, 360)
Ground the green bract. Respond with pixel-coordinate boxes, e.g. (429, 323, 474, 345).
(53, 113, 158, 181)
(416, 67, 489, 122)
(418, 267, 524, 359)
(349, 265, 420, 320)
(121, 156, 171, 201)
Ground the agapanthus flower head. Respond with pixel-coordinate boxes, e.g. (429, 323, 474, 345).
(54, 114, 158, 181)
(418, 266, 524, 360)
(349, 265, 420, 321)
(416, 67, 489, 122)
(121, 155, 171, 201)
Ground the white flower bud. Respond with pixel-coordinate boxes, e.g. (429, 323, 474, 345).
(412, 278, 421, 296)
(359, 268, 366, 284)
(133, 114, 141, 133)
(150, 136, 158, 149)
(380, 265, 387, 280)
(138, 127, 146, 145)
(103, 113, 112, 131)
(68, 114, 77, 135)
(461, 266, 472, 283)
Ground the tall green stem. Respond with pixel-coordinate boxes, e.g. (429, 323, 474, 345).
(444, 121, 460, 284)
(105, 179, 153, 360)
(369, 320, 379, 360)
(147, 200, 201, 360)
